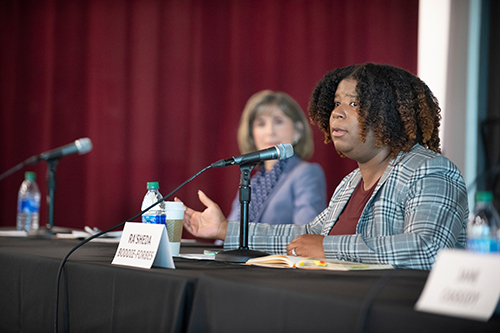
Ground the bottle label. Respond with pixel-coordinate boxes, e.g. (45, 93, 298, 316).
(19, 198, 40, 213)
(467, 238, 499, 253)
(142, 215, 166, 225)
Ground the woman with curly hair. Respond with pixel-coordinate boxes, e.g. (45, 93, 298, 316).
(180, 63, 468, 270)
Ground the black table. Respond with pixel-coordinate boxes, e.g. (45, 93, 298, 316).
(0, 237, 498, 332)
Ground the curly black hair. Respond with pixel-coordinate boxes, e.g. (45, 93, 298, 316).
(308, 63, 441, 158)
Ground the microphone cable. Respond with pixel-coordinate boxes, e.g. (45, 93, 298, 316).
(0, 155, 40, 181)
(355, 269, 396, 333)
(54, 164, 212, 333)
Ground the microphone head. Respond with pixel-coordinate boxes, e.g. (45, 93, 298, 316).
(277, 143, 294, 160)
(75, 138, 93, 155)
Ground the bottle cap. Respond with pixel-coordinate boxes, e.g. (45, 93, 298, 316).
(146, 181, 159, 190)
(475, 191, 493, 203)
(25, 171, 36, 181)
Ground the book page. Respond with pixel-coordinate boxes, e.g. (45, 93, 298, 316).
(246, 255, 394, 270)
(246, 254, 305, 268)
(295, 258, 393, 271)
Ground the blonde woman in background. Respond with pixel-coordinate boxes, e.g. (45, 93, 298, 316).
(226, 90, 327, 225)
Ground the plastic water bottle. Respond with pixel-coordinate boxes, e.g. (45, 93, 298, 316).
(141, 181, 166, 224)
(16, 171, 41, 231)
(466, 191, 500, 253)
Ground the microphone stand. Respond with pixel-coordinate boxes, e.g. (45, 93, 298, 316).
(215, 163, 269, 263)
(29, 157, 65, 238)
(46, 157, 60, 231)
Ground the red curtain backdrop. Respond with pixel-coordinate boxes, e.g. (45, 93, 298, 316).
(0, 0, 418, 235)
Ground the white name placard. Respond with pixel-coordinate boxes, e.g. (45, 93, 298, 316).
(111, 222, 175, 269)
(415, 249, 500, 321)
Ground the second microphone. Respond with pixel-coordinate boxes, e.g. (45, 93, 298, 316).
(211, 143, 294, 168)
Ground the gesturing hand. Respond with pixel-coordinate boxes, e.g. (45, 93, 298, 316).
(176, 190, 228, 240)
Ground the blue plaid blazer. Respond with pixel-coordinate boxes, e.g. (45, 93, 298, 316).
(224, 144, 468, 270)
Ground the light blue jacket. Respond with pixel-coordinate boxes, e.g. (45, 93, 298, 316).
(227, 155, 327, 225)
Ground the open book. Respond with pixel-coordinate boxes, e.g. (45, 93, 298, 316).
(246, 255, 393, 271)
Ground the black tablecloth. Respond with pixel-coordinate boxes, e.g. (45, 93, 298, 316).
(0, 237, 498, 332)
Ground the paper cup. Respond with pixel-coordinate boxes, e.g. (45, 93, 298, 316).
(165, 201, 185, 256)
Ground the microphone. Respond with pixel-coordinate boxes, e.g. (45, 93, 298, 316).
(0, 138, 93, 181)
(211, 143, 294, 168)
(38, 138, 93, 161)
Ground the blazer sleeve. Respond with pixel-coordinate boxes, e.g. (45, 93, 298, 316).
(290, 162, 327, 225)
(227, 193, 239, 222)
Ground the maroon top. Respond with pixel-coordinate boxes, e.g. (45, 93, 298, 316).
(329, 178, 378, 235)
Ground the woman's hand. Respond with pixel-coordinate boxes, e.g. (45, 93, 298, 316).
(286, 234, 325, 258)
(176, 190, 228, 240)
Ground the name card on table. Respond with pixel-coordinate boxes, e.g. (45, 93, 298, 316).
(112, 222, 175, 269)
(415, 249, 500, 321)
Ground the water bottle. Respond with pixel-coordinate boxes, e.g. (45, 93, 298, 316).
(466, 191, 500, 253)
(16, 171, 41, 231)
(141, 181, 166, 224)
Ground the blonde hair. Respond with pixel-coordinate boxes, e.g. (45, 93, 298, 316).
(237, 90, 314, 160)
